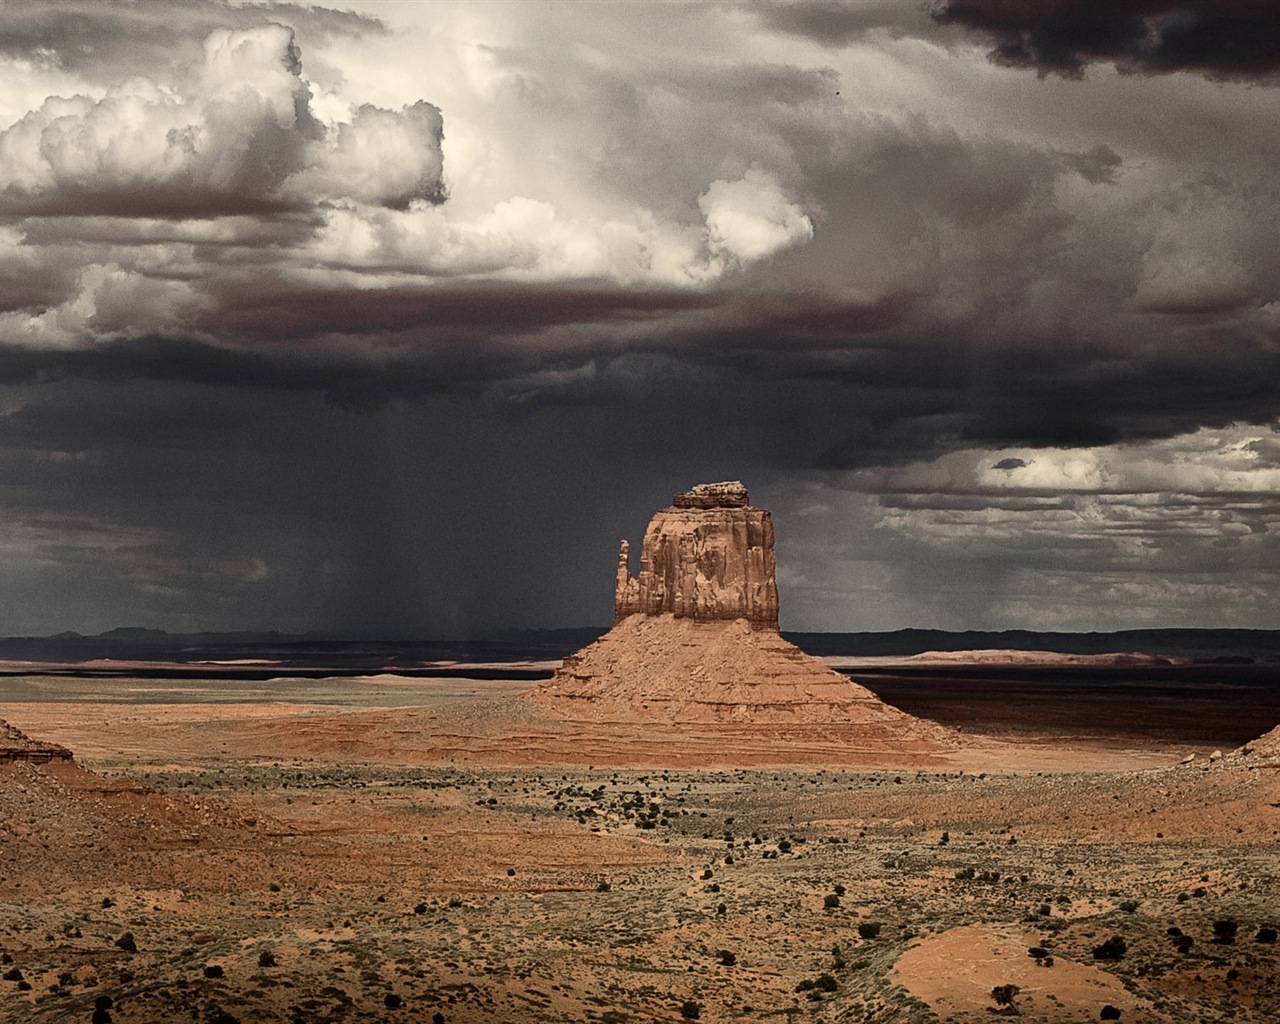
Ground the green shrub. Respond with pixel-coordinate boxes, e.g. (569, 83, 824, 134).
(1092, 935, 1127, 960)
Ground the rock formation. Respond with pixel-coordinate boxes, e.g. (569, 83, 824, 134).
(0, 718, 71, 763)
(525, 483, 954, 754)
(613, 481, 778, 630)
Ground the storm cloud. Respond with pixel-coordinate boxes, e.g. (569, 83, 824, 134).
(1, 0, 1278, 634)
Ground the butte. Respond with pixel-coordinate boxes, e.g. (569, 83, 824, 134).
(520, 482, 956, 764)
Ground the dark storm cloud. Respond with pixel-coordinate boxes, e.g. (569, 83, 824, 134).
(196, 280, 713, 344)
(0, 0, 384, 81)
(753, 1, 937, 46)
(934, 0, 1280, 81)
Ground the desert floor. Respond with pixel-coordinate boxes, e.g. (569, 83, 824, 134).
(2, 672, 1279, 1023)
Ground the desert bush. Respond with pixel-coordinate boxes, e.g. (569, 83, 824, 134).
(115, 933, 136, 953)
(823, 894, 841, 909)
(777, 840, 791, 853)
(990, 983, 1019, 1010)
(203, 965, 224, 978)
(384, 993, 402, 1008)
(680, 999, 701, 1019)
(857, 922, 882, 940)
(1100, 1005, 1121, 1020)
(1212, 920, 1238, 944)
(717, 949, 736, 966)
(413, 903, 428, 915)
(954, 867, 976, 880)
(1092, 936, 1127, 960)
(596, 880, 611, 892)
(1119, 900, 1140, 913)
(1256, 926, 1277, 943)
(258, 950, 277, 968)
(2, 967, 22, 982)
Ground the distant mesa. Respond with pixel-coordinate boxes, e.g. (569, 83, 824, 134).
(0, 718, 72, 764)
(526, 483, 954, 753)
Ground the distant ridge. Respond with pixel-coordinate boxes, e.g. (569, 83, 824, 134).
(3, 627, 1280, 667)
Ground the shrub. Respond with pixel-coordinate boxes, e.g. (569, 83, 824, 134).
(1212, 920, 1239, 944)
(384, 993, 402, 1008)
(1119, 900, 1140, 913)
(596, 881, 611, 892)
(955, 867, 976, 880)
(823, 894, 841, 909)
(815, 974, 838, 992)
(91, 1008, 112, 1024)
(1256, 927, 1277, 943)
(413, 903, 428, 915)
(258, 950, 277, 968)
(680, 1000, 701, 1019)
(1175, 935, 1194, 954)
(1092, 936, 1127, 961)
(857, 922, 882, 940)
(115, 933, 136, 953)
(203, 965, 224, 979)
(991, 983, 1020, 1009)
(777, 840, 791, 853)
(2, 967, 22, 982)
(718, 949, 736, 966)
(1100, 1005, 1121, 1020)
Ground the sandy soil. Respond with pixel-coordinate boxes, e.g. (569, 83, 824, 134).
(1, 672, 1278, 1023)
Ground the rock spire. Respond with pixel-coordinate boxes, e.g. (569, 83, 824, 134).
(613, 481, 779, 630)
(524, 482, 956, 757)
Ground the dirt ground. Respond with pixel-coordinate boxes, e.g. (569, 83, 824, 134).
(1, 674, 1278, 1023)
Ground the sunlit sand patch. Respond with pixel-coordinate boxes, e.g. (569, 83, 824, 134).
(890, 922, 1148, 1020)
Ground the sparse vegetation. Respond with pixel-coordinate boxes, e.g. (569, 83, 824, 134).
(1092, 935, 1127, 961)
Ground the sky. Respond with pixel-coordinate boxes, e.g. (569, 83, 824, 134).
(1, 0, 1279, 637)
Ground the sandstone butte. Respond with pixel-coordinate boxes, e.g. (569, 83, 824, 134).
(525, 482, 956, 752)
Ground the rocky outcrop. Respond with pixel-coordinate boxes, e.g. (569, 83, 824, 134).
(613, 481, 778, 630)
(526, 482, 955, 753)
(0, 719, 72, 763)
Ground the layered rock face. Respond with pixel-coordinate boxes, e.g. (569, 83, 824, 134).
(613, 481, 778, 630)
(526, 483, 954, 753)
(0, 719, 71, 764)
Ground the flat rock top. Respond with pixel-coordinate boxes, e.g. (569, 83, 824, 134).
(0, 718, 72, 759)
(671, 481, 749, 509)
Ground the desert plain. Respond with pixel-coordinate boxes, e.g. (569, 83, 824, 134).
(2, 658, 1279, 1024)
